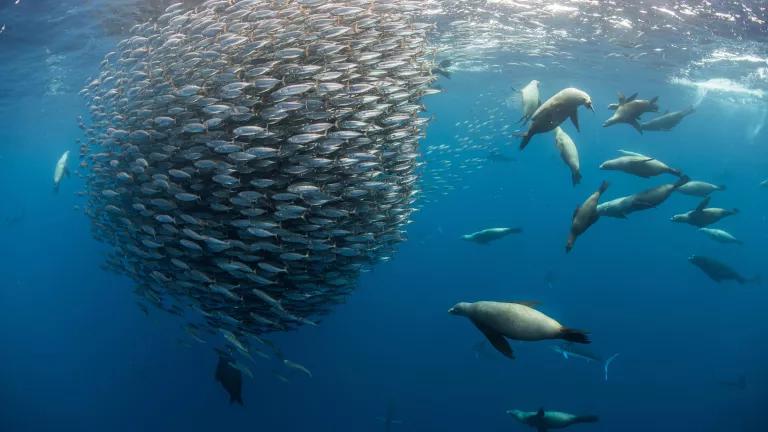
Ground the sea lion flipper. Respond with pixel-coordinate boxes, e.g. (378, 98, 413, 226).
(695, 196, 711, 212)
(569, 110, 580, 132)
(512, 300, 541, 308)
(471, 319, 514, 359)
(629, 118, 643, 134)
(626, 92, 638, 102)
(617, 92, 625, 104)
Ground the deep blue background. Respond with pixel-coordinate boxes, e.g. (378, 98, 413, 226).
(1, 54, 767, 432)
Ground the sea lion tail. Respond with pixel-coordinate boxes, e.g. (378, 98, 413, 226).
(574, 415, 599, 424)
(674, 175, 690, 188)
(560, 328, 590, 344)
(572, 171, 582, 186)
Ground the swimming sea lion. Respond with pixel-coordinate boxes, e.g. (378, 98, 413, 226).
(516, 87, 594, 150)
(215, 351, 244, 405)
(507, 408, 599, 431)
(566, 181, 609, 252)
(603, 92, 659, 133)
(639, 106, 695, 132)
(671, 196, 738, 227)
(688, 255, 759, 285)
(554, 127, 581, 185)
(599, 151, 680, 178)
(448, 301, 589, 359)
(698, 228, 742, 245)
(596, 194, 635, 219)
(53, 150, 70, 192)
(518, 79, 541, 123)
(627, 176, 689, 212)
(676, 181, 726, 197)
(462, 227, 522, 244)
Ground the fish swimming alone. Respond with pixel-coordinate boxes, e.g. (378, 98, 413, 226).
(214, 351, 244, 406)
(688, 255, 759, 285)
(449, 300, 590, 359)
(599, 150, 681, 178)
(639, 106, 695, 132)
(53, 150, 70, 192)
(698, 228, 742, 245)
(462, 227, 522, 244)
(554, 127, 581, 185)
(603, 92, 659, 133)
(566, 181, 609, 252)
(507, 408, 599, 431)
(671, 196, 738, 227)
(552, 343, 620, 381)
(516, 87, 594, 150)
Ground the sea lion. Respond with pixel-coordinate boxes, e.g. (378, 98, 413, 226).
(462, 227, 522, 244)
(507, 408, 599, 431)
(215, 351, 244, 405)
(688, 255, 759, 285)
(626, 176, 689, 212)
(671, 196, 738, 227)
(603, 92, 659, 133)
(53, 150, 70, 192)
(698, 228, 742, 245)
(448, 301, 589, 359)
(518, 79, 541, 123)
(676, 180, 726, 197)
(639, 106, 695, 132)
(554, 127, 581, 185)
(566, 181, 608, 252)
(599, 151, 680, 178)
(596, 194, 635, 219)
(516, 87, 594, 150)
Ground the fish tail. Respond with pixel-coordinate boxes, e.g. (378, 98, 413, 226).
(603, 353, 620, 381)
(560, 327, 590, 344)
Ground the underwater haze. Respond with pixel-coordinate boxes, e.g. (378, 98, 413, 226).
(1, 1, 767, 431)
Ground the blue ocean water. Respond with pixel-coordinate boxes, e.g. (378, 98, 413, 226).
(1, 1, 767, 431)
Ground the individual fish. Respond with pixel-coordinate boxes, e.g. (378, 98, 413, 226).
(688, 255, 760, 285)
(283, 359, 312, 378)
(551, 344, 620, 381)
(639, 106, 695, 132)
(462, 227, 522, 244)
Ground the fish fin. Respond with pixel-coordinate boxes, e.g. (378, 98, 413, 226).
(471, 319, 514, 359)
(569, 110, 580, 132)
(695, 196, 711, 212)
(560, 327, 590, 344)
(629, 118, 643, 134)
(604, 353, 620, 381)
